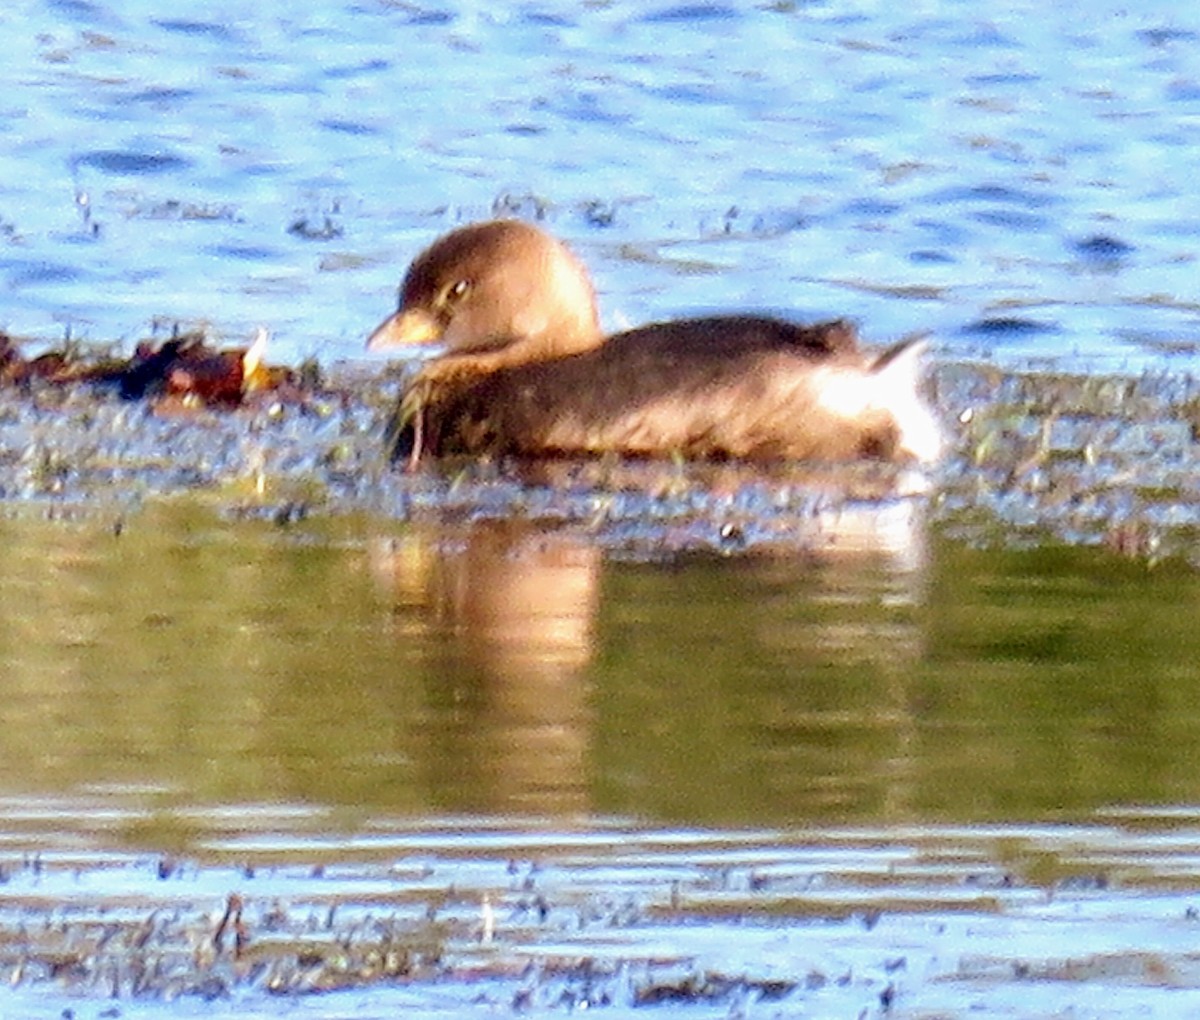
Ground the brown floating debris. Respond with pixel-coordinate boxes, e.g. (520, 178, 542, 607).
(0, 328, 303, 407)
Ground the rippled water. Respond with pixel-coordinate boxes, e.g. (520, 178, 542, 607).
(0, 502, 1199, 1015)
(1, 1, 1198, 368)
(7, 800, 1200, 1017)
(2, 501, 1198, 827)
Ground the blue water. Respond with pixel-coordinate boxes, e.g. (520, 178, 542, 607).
(0, 1, 1198, 370)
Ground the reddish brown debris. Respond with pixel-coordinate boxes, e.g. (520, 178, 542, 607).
(0, 329, 305, 407)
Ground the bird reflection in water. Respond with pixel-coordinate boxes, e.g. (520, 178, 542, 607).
(369, 471, 932, 821)
(370, 521, 598, 818)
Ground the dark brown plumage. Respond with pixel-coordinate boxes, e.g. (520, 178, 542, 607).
(368, 220, 942, 466)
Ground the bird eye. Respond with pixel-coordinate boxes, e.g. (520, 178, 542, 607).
(445, 279, 471, 304)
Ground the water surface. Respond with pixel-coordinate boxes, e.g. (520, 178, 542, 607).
(0, 1, 1197, 369)
(0, 501, 1196, 829)
(1, 503, 1200, 1015)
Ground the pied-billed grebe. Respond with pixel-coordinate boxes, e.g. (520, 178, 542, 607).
(368, 219, 942, 465)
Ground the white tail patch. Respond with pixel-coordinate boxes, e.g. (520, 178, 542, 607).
(811, 339, 943, 464)
(871, 340, 943, 464)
